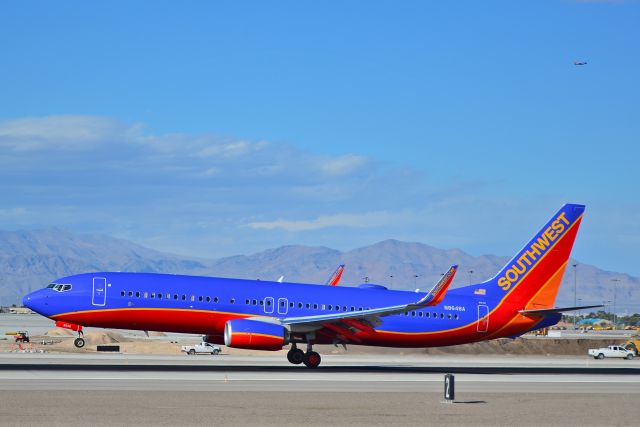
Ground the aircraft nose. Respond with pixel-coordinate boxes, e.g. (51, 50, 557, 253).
(23, 289, 49, 315)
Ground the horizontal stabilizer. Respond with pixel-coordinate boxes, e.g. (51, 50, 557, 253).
(518, 304, 603, 315)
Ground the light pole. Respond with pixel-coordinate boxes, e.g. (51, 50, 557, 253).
(413, 274, 419, 289)
(389, 275, 394, 290)
(603, 300, 612, 325)
(577, 298, 583, 329)
(468, 270, 474, 286)
(572, 264, 578, 329)
(611, 278, 620, 330)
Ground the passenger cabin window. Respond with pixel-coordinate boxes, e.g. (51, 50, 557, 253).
(206, 296, 211, 302)
(136, 292, 140, 298)
(120, 291, 125, 297)
(144, 292, 148, 298)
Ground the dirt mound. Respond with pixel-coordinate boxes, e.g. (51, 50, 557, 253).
(82, 331, 131, 345)
(45, 328, 74, 337)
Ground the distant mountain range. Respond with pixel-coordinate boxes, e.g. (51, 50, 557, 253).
(1, 229, 638, 313)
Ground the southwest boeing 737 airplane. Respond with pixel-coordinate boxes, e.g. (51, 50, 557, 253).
(23, 204, 598, 368)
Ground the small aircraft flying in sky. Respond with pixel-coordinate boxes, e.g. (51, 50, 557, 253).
(23, 204, 599, 368)
(573, 61, 588, 66)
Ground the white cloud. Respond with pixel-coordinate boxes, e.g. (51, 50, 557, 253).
(247, 211, 399, 231)
(320, 154, 369, 176)
(0, 115, 140, 151)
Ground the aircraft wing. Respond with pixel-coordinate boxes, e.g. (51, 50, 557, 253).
(281, 265, 458, 329)
(325, 264, 345, 286)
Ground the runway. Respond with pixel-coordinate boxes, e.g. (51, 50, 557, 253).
(0, 353, 638, 393)
(1, 354, 638, 426)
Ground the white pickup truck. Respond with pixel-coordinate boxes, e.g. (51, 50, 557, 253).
(588, 345, 634, 360)
(181, 342, 221, 355)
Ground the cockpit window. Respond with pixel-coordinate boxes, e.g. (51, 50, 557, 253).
(47, 283, 56, 288)
(51, 284, 72, 292)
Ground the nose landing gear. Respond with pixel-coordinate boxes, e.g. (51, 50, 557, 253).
(73, 335, 85, 348)
(55, 321, 85, 348)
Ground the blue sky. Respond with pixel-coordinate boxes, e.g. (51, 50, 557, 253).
(1, 1, 639, 275)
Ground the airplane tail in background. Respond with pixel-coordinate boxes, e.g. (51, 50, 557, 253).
(476, 204, 585, 311)
(326, 264, 345, 286)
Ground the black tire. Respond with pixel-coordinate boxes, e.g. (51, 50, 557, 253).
(303, 351, 321, 368)
(287, 348, 305, 365)
(597, 353, 604, 360)
(74, 338, 85, 348)
(188, 349, 196, 355)
(626, 354, 634, 360)
(212, 349, 220, 355)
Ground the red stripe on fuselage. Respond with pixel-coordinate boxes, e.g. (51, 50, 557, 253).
(53, 308, 250, 335)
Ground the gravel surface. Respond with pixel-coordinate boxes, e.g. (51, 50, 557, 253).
(1, 390, 636, 427)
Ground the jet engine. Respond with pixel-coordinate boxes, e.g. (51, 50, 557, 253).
(224, 319, 289, 351)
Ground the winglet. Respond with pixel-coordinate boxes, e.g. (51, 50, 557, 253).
(414, 265, 458, 307)
(326, 264, 345, 286)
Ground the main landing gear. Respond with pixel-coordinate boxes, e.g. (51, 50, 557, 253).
(287, 343, 321, 368)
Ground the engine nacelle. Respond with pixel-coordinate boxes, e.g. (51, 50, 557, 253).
(224, 319, 289, 351)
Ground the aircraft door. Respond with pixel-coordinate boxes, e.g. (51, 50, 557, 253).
(92, 277, 107, 306)
(477, 304, 489, 333)
(277, 298, 288, 315)
(264, 297, 274, 314)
